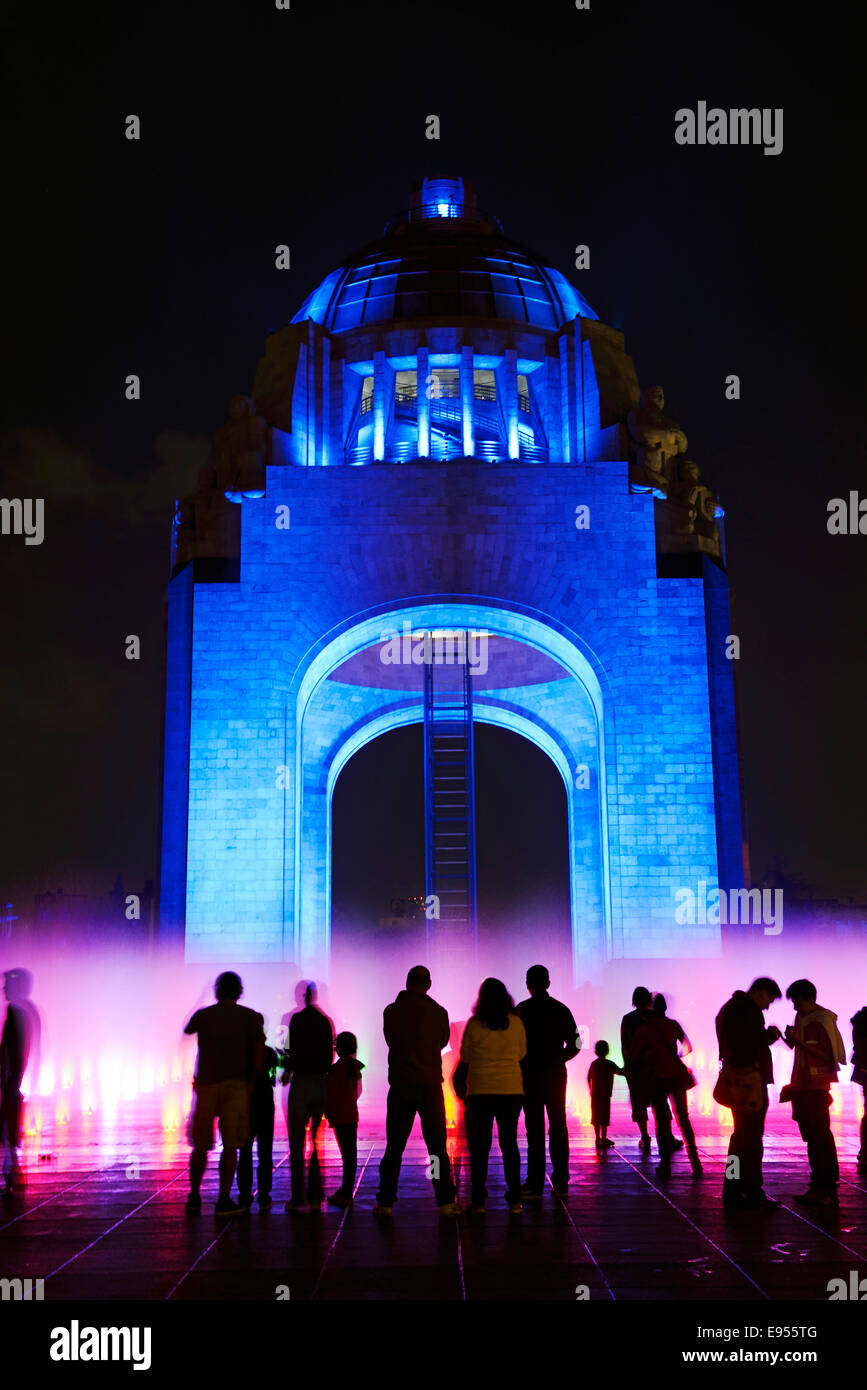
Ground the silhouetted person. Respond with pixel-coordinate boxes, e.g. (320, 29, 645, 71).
(184, 971, 265, 1216)
(715, 976, 783, 1210)
(375, 965, 460, 1216)
(325, 1031, 364, 1208)
(851, 1007, 867, 1173)
(620, 986, 654, 1151)
(633, 994, 701, 1177)
(282, 982, 334, 1212)
(587, 1041, 623, 1150)
(517, 965, 580, 1199)
(780, 979, 845, 1207)
(0, 968, 40, 1193)
(237, 1044, 277, 1210)
(460, 978, 527, 1212)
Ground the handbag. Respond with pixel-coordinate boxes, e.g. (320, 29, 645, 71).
(713, 1062, 763, 1111)
(674, 1058, 697, 1091)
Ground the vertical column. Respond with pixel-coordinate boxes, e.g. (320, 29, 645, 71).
(373, 348, 387, 462)
(319, 333, 330, 467)
(417, 344, 430, 458)
(503, 347, 519, 459)
(159, 565, 194, 947)
(460, 344, 474, 458)
(544, 351, 559, 463)
(297, 781, 329, 974)
(703, 564, 748, 895)
(306, 322, 317, 467)
(559, 331, 575, 464)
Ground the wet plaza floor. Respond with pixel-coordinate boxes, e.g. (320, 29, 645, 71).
(1, 1102, 865, 1302)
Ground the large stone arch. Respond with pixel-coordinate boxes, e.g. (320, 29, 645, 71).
(290, 601, 618, 983)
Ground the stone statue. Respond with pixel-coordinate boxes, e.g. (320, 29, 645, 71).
(215, 394, 270, 498)
(671, 460, 723, 538)
(627, 385, 688, 497)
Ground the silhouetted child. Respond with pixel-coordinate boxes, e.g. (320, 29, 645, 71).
(588, 1041, 624, 1150)
(324, 1031, 364, 1207)
(237, 1044, 278, 1210)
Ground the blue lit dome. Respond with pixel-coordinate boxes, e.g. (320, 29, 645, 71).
(292, 176, 597, 334)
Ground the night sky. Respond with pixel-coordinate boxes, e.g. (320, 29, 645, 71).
(1, 0, 864, 917)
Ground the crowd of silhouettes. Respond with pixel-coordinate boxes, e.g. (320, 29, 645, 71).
(0, 965, 862, 1216)
(174, 966, 867, 1217)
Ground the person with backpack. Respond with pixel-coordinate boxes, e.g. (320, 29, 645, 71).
(779, 978, 846, 1207)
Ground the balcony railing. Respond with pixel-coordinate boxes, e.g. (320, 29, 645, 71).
(365, 381, 516, 414)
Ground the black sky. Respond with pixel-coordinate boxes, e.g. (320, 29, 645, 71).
(1, 0, 864, 912)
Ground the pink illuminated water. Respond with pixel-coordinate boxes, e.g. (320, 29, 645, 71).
(2, 921, 864, 1143)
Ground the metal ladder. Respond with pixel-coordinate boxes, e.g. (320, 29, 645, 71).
(423, 633, 478, 971)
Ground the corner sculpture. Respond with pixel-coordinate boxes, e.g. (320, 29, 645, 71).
(627, 385, 723, 556)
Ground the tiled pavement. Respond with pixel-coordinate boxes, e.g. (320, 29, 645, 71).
(1, 1105, 865, 1301)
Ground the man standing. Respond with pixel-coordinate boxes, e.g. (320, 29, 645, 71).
(375, 965, 460, 1216)
(283, 982, 334, 1212)
(782, 978, 846, 1207)
(517, 965, 580, 1200)
(184, 971, 266, 1216)
(715, 976, 783, 1210)
(620, 986, 654, 1152)
(0, 969, 40, 1192)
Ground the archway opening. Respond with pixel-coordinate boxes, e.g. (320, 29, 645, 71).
(327, 717, 572, 1106)
(330, 723, 570, 1032)
(296, 605, 608, 992)
(475, 725, 571, 980)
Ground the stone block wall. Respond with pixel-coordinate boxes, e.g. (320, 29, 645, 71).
(162, 456, 738, 970)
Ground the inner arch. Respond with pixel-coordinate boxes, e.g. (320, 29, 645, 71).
(330, 722, 571, 1015)
(294, 603, 613, 982)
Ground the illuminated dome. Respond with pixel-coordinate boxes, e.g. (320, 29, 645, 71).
(292, 176, 597, 334)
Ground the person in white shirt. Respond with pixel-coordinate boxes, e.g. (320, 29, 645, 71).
(460, 978, 527, 1213)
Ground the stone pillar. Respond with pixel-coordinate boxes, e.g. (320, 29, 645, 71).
(373, 348, 388, 462)
(417, 344, 430, 458)
(503, 347, 519, 459)
(306, 322, 317, 466)
(298, 780, 329, 973)
(460, 344, 474, 458)
(559, 329, 577, 464)
(319, 333, 330, 467)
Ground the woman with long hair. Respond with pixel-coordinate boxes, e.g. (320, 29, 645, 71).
(459, 978, 527, 1212)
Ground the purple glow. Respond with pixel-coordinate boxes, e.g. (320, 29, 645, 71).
(3, 915, 864, 1140)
